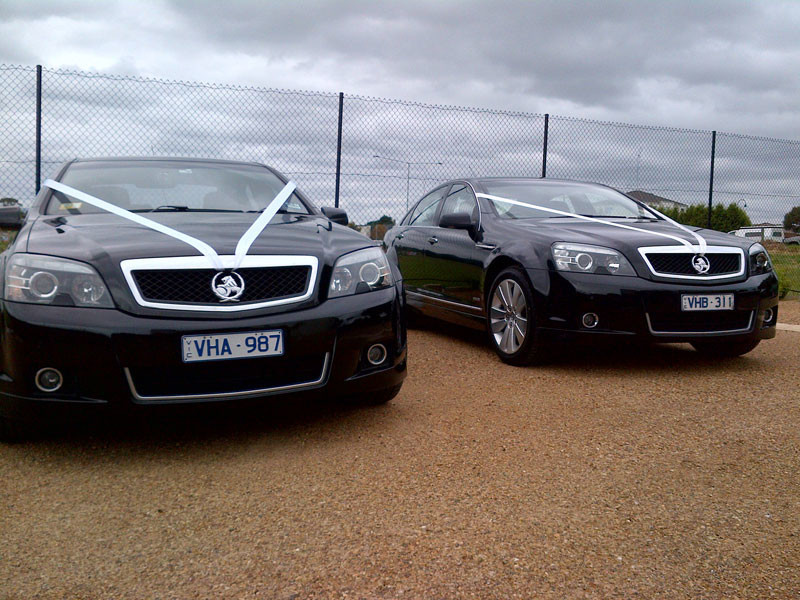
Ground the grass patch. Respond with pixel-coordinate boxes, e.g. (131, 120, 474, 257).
(0, 229, 18, 253)
(765, 243, 800, 297)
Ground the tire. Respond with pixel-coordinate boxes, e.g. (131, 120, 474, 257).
(486, 267, 545, 366)
(405, 305, 427, 329)
(0, 417, 29, 443)
(350, 383, 403, 406)
(690, 339, 760, 357)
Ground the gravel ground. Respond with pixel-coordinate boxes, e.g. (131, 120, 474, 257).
(779, 300, 800, 325)
(1, 325, 799, 599)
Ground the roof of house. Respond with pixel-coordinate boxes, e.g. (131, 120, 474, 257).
(627, 190, 688, 208)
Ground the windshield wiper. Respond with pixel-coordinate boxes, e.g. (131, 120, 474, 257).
(547, 214, 660, 220)
(244, 208, 298, 214)
(149, 205, 189, 212)
(138, 206, 245, 213)
(546, 214, 596, 218)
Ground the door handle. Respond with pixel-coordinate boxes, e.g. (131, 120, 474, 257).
(427, 236, 439, 245)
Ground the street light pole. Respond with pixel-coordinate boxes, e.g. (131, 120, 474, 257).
(406, 163, 410, 210)
(373, 154, 443, 212)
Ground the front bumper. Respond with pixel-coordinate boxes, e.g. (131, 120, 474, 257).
(528, 268, 779, 344)
(0, 285, 406, 421)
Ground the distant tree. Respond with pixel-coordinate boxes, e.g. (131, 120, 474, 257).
(347, 221, 361, 231)
(659, 203, 751, 233)
(784, 206, 800, 232)
(366, 214, 396, 227)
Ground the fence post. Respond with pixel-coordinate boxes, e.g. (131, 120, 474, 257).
(541, 113, 549, 178)
(707, 130, 716, 229)
(334, 92, 344, 209)
(35, 64, 42, 195)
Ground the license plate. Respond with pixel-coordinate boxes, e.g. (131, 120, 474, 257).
(681, 294, 734, 311)
(181, 329, 284, 363)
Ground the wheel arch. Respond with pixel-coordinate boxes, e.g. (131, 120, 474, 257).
(483, 256, 526, 311)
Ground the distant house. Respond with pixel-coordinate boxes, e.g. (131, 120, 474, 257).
(729, 223, 787, 243)
(627, 190, 688, 210)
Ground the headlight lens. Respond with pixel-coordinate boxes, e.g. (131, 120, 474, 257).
(329, 247, 394, 298)
(5, 254, 114, 308)
(749, 243, 772, 275)
(552, 243, 636, 276)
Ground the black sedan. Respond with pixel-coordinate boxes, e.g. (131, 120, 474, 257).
(384, 178, 778, 365)
(0, 158, 406, 440)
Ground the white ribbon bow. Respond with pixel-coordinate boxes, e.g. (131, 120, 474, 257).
(43, 178, 297, 271)
(475, 192, 708, 253)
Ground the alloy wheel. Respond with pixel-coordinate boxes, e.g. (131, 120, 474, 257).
(490, 278, 528, 354)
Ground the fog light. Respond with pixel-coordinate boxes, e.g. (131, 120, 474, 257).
(35, 368, 63, 392)
(582, 312, 599, 329)
(763, 308, 774, 324)
(367, 343, 388, 366)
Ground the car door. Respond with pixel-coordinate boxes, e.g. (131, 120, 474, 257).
(391, 186, 447, 293)
(426, 183, 484, 308)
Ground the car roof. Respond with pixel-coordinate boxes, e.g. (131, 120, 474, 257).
(437, 177, 623, 195)
(464, 176, 605, 187)
(69, 156, 266, 168)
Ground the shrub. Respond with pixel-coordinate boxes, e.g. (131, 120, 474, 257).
(659, 203, 751, 233)
(784, 206, 800, 233)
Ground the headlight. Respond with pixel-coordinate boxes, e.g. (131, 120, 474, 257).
(552, 243, 636, 276)
(749, 243, 772, 275)
(329, 247, 394, 298)
(5, 254, 114, 307)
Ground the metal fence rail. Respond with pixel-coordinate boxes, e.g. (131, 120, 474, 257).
(1, 63, 798, 294)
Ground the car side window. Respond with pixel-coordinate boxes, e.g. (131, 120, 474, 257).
(439, 184, 478, 223)
(407, 188, 445, 226)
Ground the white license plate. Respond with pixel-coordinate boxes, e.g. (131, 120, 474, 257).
(681, 294, 734, 311)
(182, 329, 284, 363)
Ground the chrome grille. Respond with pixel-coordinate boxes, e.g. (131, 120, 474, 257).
(120, 255, 319, 312)
(133, 266, 310, 304)
(125, 353, 330, 402)
(646, 310, 754, 335)
(647, 253, 741, 276)
(638, 246, 745, 281)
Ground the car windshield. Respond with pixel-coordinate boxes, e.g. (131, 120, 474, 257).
(46, 161, 311, 215)
(482, 181, 658, 220)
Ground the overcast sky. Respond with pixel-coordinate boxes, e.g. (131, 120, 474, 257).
(2, 0, 800, 139)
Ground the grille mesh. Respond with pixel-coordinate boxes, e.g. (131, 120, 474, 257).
(133, 266, 311, 304)
(646, 252, 741, 276)
(129, 353, 327, 397)
(648, 310, 752, 333)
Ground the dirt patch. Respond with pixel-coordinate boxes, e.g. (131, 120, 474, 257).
(2, 328, 799, 598)
(779, 300, 800, 324)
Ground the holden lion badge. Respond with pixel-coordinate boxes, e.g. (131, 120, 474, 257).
(691, 254, 711, 274)
(212, 271, 245, 302)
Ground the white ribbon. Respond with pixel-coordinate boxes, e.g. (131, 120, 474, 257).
(43, 179, 297, 271)
(233, 181, 296, 269)
(646, 206, 708, 254)
(476, 192, 708, 253)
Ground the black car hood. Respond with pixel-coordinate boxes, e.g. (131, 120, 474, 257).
(509, 218, 753, 254)
(25, 212, 369, 265)
(22, 212, 374, 318)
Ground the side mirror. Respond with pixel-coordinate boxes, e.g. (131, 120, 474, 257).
(439, 212, 476, 232)
(0, 206, 24, 230)
(321, 206, 348, 226)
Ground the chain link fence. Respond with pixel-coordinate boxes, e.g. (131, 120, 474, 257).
(1, 63, 798, 295)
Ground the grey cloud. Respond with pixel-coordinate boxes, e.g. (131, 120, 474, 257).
(0, 0, 799, 226)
